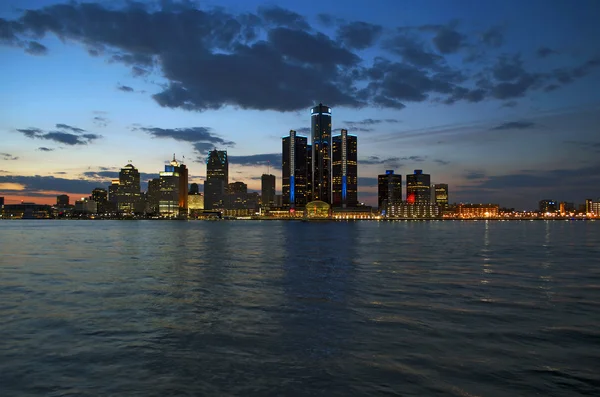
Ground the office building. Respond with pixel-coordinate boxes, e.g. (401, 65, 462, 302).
(282, 130, 309, 209)
(74, 198, 97, 214)
(392, 203, 441, 218)
(585, 199, 593, 214)
(332, 129, 358, 208)
(56, 194, 70, 207)
(406, 170, 431, 204)
(117, 163, 141, 214)
(189, 183, 199, 195)
(108, 180, 119, 204)
(146, 178, 160, 214)
(91, 188, 108, 214)
(188, 192, 204, 213)
(539, 199, 557, 213)
(378, 170, 402, 215)
(434, 184, 449, 209)
(0, 197, 4, 209)
(306, 144, 312, 202)
(311, 103, 332, 203)
(204, 149, 228, 210)
(261, 174, 276, 209)
(158, 156, 188, 217)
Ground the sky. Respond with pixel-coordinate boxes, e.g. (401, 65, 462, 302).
(1, 0, 599, 209)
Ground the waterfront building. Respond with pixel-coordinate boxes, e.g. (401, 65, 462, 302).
(158, 156, 188, 217)
(332, 129, 358, 208)
(388, 203, 440, 218)
(406, 170, 431, 204)
(189, 183, 199, 195)
(56, 194, 69, 207)
(188, 192, 204, 214)
(434, 184, 449, 209)
(74, 198, 97, 214)
(2, 203, 52, 219)
(117, 163, 142, 214)
(304, 200, 331, 219)
(378, 170, 402, 215)
(0, 197, 4, 209)
(311, 103, 332, 204)
(91, 188, 108, 214)
(539, 199, 557, 213)
(261, 174, 276, 210)
(204, 149, 228, 210)
(282, 130, 309, 210)
(456, 204, 500, 218)
(585, 199, 593, 214)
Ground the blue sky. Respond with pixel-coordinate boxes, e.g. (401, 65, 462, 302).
(1, 0, 599, 209)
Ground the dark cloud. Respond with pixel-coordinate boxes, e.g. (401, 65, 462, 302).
(501, 100, 518, 108)
(228, 153, 282, 167)
(343, 118, 400, 127)
(481, 26, 504, 48)
(137, 126, 234, 155)
(37, 147, 54, 152)
(117, 85, 134, 92)
(564, 140, 600, 152)
(336, 21, 382, 50)
(490, 121, 536, 130)
(464, 170, 486, 180)
(1, 153, 19, 160)
(258, 6, 310, 30)
(537, 47, 557, 58)
(16, 125, 100, 145)
(434, 159, 450, 165)
(432, 27, 465, 54)
(544, 84, 560, 92)
(56, 123, 85, 133)
(293, 127, 311, 134)
(492, 54, 525, 81)
(0, 175, 106, 195)
(25, 40, 47, 55)
(384, 34, 443, 69)
(360, 156, 403, 168)
(16, 128, 43, 138)
(93, 116, 109, 127)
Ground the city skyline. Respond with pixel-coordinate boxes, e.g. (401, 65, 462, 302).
(1, 0, 600, 209)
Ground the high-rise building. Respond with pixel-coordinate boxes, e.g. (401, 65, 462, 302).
(117, 163, 141, 214)
(434, 184, 449, 209)
(108, 180, 119, 204)
(306, 144, 312, 202)
(261, 174, 276, 209)
(585, 199, 593, 214)
(158, 156, 188, 217)
(0, 196, 4, 209)
(332, 129, 358, 208)
(406, 170, 431, 204)
(204, 149, 228, 210)
(378, 170, 402, 215)
(91, 188, 108, 214)
(282, 130, 309, 209)
(539, 199, 557, 213)
(311, 103, 332, 203)
(147, 178, 160, 214)
(189, 183, 199, 195)
(57, 194, 69, 207)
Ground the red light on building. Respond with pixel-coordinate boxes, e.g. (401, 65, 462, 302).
(407, 192, 415, 204)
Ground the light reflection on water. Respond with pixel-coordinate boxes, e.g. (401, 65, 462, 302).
(1, 220, 599, 396)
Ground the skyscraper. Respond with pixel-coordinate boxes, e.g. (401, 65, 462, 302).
(282, 130, 309, 209)
(406, 170, 431, 204)
(261, 174, 276, 209)
(332, 129, 358, 207)
(204, 149, 228, 210)
(91, 188, 108, 214)
(378, 170, 402, 215)
(311, 103, 332, 203)
(147, 178, 160, 214)
(118, 163, 141, 213)
(434, 184, 449, 209)
(157, 155, 188, 216)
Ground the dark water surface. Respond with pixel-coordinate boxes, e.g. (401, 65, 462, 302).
(1, 220, 599, 396)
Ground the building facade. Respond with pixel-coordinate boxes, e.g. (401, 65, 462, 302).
(456, 204, 500, 218)
(261, 174, 276, 209)
(204, 150, 228, 210)
(311, 103, 332, 204)
(117, 163, 142, 214)
(434, 184, 449, 209)
(406, 170, 431, 204)
(157, 157, 188, 217)
(332, 129, 358, 208)
(539, 199, 557, 213)
(378, 170, 402, 215)
(282, 130, 309, 209)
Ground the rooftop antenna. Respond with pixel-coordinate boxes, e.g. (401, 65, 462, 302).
(267, 160, 270, 175)
(173, 153, 176, 162)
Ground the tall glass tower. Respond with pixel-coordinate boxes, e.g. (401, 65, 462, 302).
(406, 170, 431, 204)
(204, 149, 228, 210)
(311, 103, 332, 204)
(332, 129, 358, 207)
(282, 130, 309, 209)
